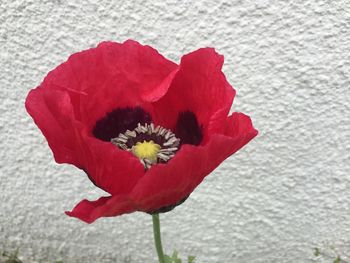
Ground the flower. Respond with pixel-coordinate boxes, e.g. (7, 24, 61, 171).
(25, 40, 258, 223)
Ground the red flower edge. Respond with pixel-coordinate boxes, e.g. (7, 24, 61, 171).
(25, 40, 258, 223)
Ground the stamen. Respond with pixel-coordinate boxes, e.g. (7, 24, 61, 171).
(111, 123, 180, 169)
(125, 130, 136, 137)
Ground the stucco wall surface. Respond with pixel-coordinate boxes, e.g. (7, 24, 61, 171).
(1, 0, 349, 262)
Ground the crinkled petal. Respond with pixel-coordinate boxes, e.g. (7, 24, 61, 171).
(26, 87, 145, 194)
(25, 87, 83, 165)
(65, 195, 136, 224)
(25, 40, 178, 194)
(80, 135, 145, 195)
(67, 113, 257, 223)
(152, 48, 235, 141)
(130, 112, 258, 212)
(39, 39, 178, 131)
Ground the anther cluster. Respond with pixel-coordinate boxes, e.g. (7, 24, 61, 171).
(111, 123, 180, 169)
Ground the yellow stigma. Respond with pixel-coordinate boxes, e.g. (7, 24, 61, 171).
(132, 140, 161, 162)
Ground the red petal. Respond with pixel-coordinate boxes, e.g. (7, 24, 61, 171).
(65, 195, 136, 224)
(26, 85, 145, 195)
(25, 87, 83, 165)
(40, 40, 178, 131)
(130, 112, 258, 212)
(25, 40, 178, 194)
(152, 48, 235, 141)
(66, 114, 257, 223)
(80, 135, 145, 195)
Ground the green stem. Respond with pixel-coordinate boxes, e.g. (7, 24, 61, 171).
(152, 214, 165, 263)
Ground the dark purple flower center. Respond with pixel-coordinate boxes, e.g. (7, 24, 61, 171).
(93, 107, 151, 142)
(93, 107, 203, 146)
(175, 111, 203, 146)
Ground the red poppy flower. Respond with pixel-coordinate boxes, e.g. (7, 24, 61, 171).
(25, 40, 258, 223)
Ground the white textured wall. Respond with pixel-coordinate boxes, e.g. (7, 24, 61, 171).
(1, 1, 350, 262)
